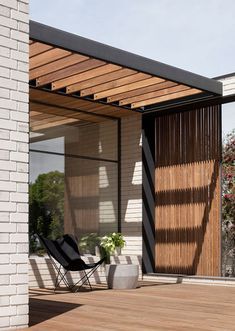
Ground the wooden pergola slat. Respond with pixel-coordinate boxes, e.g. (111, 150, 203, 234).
(30, 53, 89, 81)
(51, 63, 121, 91)
(131, 88, 201, 108)
(30, 48, 72, 70)
(94, 77, 165, 100)
(107, 81, 178, 104)
(80, 72, 151, 97)
(119, 84, 191, 106)
(29, 42, 53, 57)
(66, 68, 136, 94)
(36, 58, 104, 87)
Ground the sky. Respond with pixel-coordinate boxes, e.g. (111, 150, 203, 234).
(30, 0, 235, 135)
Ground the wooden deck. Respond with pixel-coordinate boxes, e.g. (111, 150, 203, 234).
(24, 282, 235, 331)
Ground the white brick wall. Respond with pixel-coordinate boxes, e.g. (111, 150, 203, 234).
(28, 254, 142, 288)
(218, 74, 235, 96)
(0, 0, 29, 329)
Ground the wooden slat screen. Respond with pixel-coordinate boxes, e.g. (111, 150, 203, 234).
(155, 105, 221, 276)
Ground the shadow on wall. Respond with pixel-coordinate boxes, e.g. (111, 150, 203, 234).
(120, 116, 142, 237)
(154, 106, 221, 276)
(29, 255, 142, 289)
(64, 116, 143, 241)
(30, 256, 103, 288)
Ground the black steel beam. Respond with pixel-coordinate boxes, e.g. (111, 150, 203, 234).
(117, 119, 121, 233)
(30, 20, 222, 96)
(30, 149, 118, 164)
(142, 114, 155, 273)
(141, 93, 235, 116)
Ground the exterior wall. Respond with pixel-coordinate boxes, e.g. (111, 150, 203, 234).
(121, 114, 142, 256)
(29, 255, 142, 288)
(219, 74, 235, 96)
(0, 0, 29, 329)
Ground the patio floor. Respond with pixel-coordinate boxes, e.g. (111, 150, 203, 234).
(24, 282, 235, 331)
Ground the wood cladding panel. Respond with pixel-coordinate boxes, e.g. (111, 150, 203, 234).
(155, 106, 221, 276)
(64, 128, 100, 238)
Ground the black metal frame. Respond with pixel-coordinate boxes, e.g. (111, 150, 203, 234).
(142, 114, 155, 273)
(29, 20, 222, 95)
(47, 251, 101, 292)
(30, 98, 122, 233)
(117, 119, 122, 233)
(140, 93, 235, 115)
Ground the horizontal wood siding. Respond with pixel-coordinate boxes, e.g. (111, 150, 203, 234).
(155, 106, 221, 276)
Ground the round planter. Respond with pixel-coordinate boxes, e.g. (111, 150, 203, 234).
(106, 264, 139, 289)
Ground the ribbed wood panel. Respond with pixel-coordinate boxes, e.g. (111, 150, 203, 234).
(64, 127, 99, 238)
(155, 106, 221, 276)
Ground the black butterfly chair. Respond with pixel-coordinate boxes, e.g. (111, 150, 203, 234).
(37, 234, 105, 292)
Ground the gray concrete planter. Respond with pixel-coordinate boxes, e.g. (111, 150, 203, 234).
(106, 264, 139, 289)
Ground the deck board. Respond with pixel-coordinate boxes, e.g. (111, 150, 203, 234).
(24, 282, 235, 331)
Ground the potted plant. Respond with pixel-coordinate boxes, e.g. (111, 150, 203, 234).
(78, 233, 101, 256)
(100, 232, 125, 263)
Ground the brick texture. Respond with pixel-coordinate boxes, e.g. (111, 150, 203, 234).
(0, 0, 29, 329)
(219, 74, 235, 96)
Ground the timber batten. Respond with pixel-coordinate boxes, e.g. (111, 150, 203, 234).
(29, 20, 222, 114)
(155, 106, 221, 276)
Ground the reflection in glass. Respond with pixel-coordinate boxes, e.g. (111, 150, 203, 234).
(29, 103, 118, 255)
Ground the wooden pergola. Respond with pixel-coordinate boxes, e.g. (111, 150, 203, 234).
(29, 20, 222, 129)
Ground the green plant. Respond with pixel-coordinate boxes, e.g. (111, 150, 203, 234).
(222, 130, 235, 276)
(78, 233, 101, 255)
(29, 171, 64, 254)
(100, 232, 125, 263)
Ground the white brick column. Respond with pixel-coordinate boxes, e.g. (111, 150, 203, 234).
(0, 0, 29, 329)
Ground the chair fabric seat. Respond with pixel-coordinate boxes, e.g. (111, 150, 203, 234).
(37, 233, 105, 291)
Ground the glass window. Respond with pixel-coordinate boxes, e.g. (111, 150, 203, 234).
(29, 103, 119, 255)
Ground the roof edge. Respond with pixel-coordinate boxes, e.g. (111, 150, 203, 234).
(214, 72, 235, 80)
(29, 20, 222, 96)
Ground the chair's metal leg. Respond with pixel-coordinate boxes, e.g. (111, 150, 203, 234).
(83, 270, 92, 290)
(48, 255, 71, 292)
(72, 264, 101, 292)
(54, 265, 61, 291)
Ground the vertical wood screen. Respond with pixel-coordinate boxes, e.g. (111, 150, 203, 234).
(155, 106, 221, 276)
(64, 128, 99, 237)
